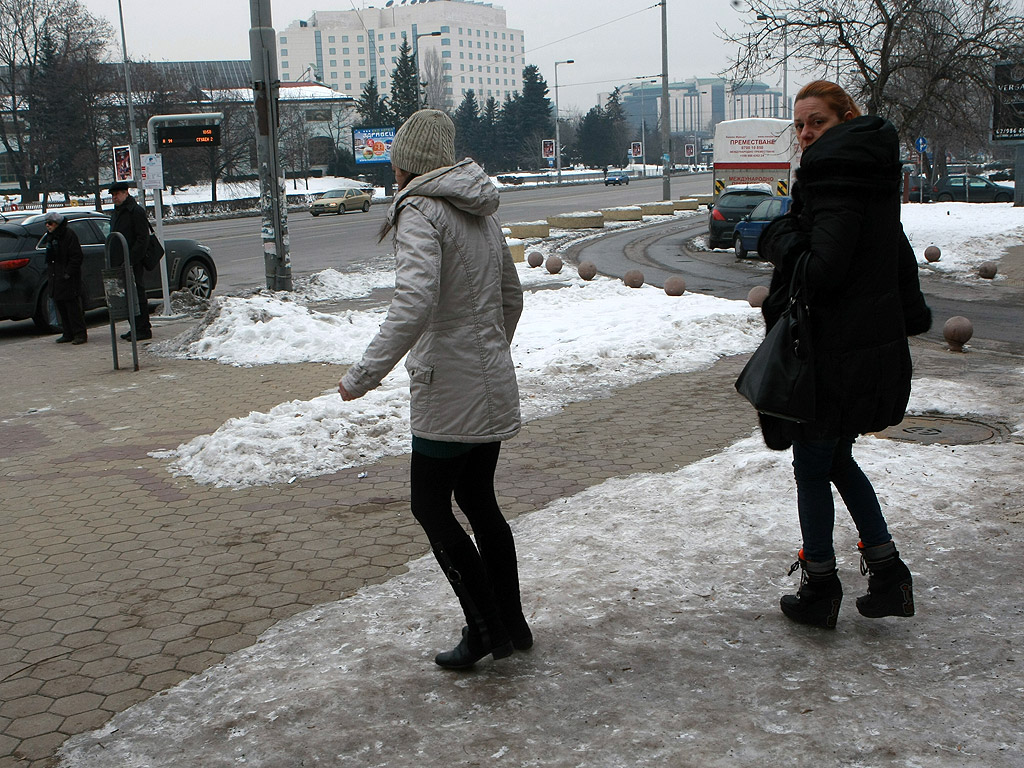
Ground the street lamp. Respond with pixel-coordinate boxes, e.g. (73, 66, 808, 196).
(634, 76, 659, 178)
(413, 30, 441, 108)
(554, 59, 574, 185)
(757, 13, 788, 117)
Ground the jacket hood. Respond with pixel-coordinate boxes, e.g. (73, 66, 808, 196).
(388, 159, 499, 225)
(797, 115, 901, 186)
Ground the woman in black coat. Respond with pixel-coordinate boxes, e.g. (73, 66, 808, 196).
(756, 81, 931, 629)
(44, 212, 87, 344)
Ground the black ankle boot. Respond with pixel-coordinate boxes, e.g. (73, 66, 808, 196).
(436, 626, 514, 669)
(856, 541, 915, 618)
(780, 551, 843, 629)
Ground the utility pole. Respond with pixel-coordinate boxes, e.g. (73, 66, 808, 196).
(249, 0, 291, 291)
(659, 0, 671, 200)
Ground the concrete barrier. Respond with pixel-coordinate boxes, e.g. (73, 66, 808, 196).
(506, 238, 526, 262)
(694, 194, 714, 207)
(600, 206, 643, 222)
(674, 198, 699, 210)
(639, 201, 675, 216)
(505, 220, 551, 238)
(547, 212, 605, 229)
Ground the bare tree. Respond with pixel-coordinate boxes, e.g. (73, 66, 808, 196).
(721, 0, 1024, 151)
(0, 0, 113, 201)
(421, 49, 449, 112)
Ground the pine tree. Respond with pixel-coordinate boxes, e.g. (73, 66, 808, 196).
(452, 89, 480, 160)
(510, 65, 554, 171)
(390, 38, 420, 126)
(479, 96, 501, 170)
(355, 78, 393, 127)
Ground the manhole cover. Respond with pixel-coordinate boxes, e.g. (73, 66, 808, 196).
(874, 415, 1003, 445)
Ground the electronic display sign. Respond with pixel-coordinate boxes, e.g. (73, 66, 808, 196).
(156, 124, 221, 148)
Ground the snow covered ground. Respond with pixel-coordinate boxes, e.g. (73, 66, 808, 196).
(55, 201, 1024, 768)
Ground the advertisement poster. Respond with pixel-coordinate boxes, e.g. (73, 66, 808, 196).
(112, 145, 135, 182)
(993, 62, 1024, 141)
(140, 154, 164, 190)
(631, 141, 642, 158)
(541, 139, 555, 159)
(353, 127, 395, 164)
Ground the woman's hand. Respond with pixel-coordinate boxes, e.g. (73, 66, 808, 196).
(338, 381, 360, 401)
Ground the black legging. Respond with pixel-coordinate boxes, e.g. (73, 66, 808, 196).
(410, 442, 524, 636)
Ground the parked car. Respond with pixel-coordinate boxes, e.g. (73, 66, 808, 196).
(707, 185, 774, 249)
(732, 195, 793, 258)
(932, 175, 1014, 203)
(605, 171, 630, 186)
(903, 174, 932, 203)
(310, 187, 373, 215)
(1, 209, 216, 332)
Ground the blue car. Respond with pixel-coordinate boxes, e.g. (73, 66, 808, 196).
(731, 195, 793, 258)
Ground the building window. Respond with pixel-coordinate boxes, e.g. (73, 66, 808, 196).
(346, 83, 352, 90)
(342, 35, 349, 42)
(329, 47, 335, 54)
(331, 72, 337, 79)
(343, 47, 349, 54)
(328, 35, 335, 43)
(390, 32, 396, 39)
(360, 71, 366, 78)
(280, 36, 287, 43)
(442, 50, 451, 58)
(441, 38, 450, 45)
(282, 61, 289, 68)
(391, 44, 396, 51)
(282, 73, 290, 80)
(345, 71, 351, 78)
(441, 25, 450, 32)
(280, 48, 288, 56)
(357, 35, 364, 42)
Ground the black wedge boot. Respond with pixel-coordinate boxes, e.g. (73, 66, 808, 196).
(431, 539, 513, 670)
(780, 550, 843, 629)
(856, 540, 915, 618)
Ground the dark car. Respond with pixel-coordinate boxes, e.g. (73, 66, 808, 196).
(707, 185, 774, 249)
(732, 195, 793, 258)
(605, 171, 630, 186)
(903, 174, 932, 203)
(932, 175, 1014, 203)
(1, 209, 216, 332)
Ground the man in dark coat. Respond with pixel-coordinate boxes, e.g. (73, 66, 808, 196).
(108, 181, 152, 340)
(44, 212, 87, 344)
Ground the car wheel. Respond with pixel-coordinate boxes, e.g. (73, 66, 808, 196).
(361, 200, 370, 212)
(995, 193, 1012, 203)
(937, 193, 953, 202)
(32, 282, 62, 333)
(734, 234, 748, 259)
(624, 179, 629, 185)
(178, 258, 215, 300)
(311, 211, 319, 217)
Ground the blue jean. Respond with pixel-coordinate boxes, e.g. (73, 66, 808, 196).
(791, 436, 891, 562)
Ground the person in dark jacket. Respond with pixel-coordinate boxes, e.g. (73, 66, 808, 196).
(44, 212, 87, 344)
(756, 81, 931, 629)
(108, 181, 152, 340)
(338, 110, 530, 670)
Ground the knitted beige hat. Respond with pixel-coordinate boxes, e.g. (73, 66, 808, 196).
(390, 109, 455, 175)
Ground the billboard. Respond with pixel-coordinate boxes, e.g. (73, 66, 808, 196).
(631, 141, 643, 158)
(541, 139, 555, 159)
(353, 126, 396, 164)
(993, 62, 1024, 141)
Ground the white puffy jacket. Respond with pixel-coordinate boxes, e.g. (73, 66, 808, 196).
(340, 159, 523, 443)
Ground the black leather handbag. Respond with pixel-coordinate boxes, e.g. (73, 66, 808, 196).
(735, 251, 815, 423)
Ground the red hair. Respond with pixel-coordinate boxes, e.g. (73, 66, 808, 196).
(795, 80, 862, 119)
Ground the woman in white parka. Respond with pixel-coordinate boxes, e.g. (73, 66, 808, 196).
(339, 109, 531, 670)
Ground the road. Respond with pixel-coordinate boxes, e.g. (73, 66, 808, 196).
(165, 175, 711, 294)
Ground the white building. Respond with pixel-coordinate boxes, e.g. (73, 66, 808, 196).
(278, 0, 525, 108)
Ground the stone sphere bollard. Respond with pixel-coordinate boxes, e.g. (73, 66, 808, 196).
(623, 269, 645, 288)
(747, 285, 770, 307)
(578, 261, 598, 280)
(978, 261, 998, 279)
(924, 246, 941, 262)
(664, 276, 686, 296)
(943, 316, 973, 352)
(527, 251, 543, 268)
(545, 255, 563, 274)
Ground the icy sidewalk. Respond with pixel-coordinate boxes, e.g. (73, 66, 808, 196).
(57, 420, 1024, 767)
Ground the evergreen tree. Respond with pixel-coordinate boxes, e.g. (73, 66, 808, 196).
(479, 96, 501, 170)
(355, 78, 393, 127)
(604, 88, 632, 167)
(512, 65, 554, 170)
(390, 38, 420, 126)
(496, 92, 521, 170)
(452, 89, 480, 160)
(576, 104, 617, 168)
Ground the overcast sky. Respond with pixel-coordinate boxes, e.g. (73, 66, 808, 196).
(80, 0, 785, 112)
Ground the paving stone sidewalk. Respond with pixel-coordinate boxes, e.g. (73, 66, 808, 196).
(2, 261, 1020, 767)
(0, 312, 769, 767)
